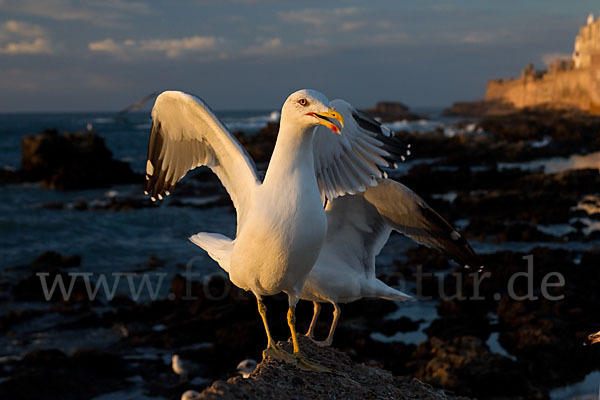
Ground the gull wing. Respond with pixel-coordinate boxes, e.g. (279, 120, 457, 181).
(322, 178, 480, 279)
(145, 91, 260, 231)
(322, 190, 391, 280)
(362, 179, 481, 268)
(312, 99, 411, 202)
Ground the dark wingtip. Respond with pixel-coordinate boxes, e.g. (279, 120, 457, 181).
(144, 120, 169, 202)
(352, 110, 412, 166)
(418, 205, 481, 269)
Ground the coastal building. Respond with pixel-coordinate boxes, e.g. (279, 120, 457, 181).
(485, 14, 600, 114)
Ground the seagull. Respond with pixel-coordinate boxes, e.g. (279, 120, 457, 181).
(585, 331, 600, 345)
(146, 89, 409, 371)
(236, 358, 258, 378)
(180, 390, 200, 400)
(300, 177, 481, 346)
(172, 354, 199, 382)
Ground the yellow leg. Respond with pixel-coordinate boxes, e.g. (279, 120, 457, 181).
(256, 297, 295, 363)
(287, 305, 301, 355)
(287, 304, 331, 373)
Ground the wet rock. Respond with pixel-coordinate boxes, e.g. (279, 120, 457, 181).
(0, 309, 45, 333)
(478, 107, 600, 145)
(421, 248, 600, 391)
(197, 337, 466, 400)
(442, 99, 516, 117)
(0, 349, 132, 400)
(6, 252, 88, 303)
(20, 129, 140, 190)
(410, 336, 545, 398)
(234, 122, 278, 164)
(361, 102, 422, 122)
(31, 251, 81, 269)
(11, 270, 90, 302)
(0, 166, 21, 185)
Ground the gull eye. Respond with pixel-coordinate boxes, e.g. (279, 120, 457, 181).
(298, 98, 309, 106)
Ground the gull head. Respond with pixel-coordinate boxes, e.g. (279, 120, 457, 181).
(586, 331, 600, 345)
(281, 89, 344, 134)
(236, 358, 258, 378)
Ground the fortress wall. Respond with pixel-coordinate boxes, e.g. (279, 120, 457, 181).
(591, 54, 600, 113)
(485, 15, 600, 115)
(485, 67, 597, 113)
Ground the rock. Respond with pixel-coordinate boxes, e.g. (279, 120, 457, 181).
(234, 122, 278, 164)
(361, 101, 422, 122)
(442, 100, 516, 117)
(20, 129, 140, 189)
(11, 270, 90, 302)
(31, 251, 81, 269)
(477, 107, 600, 144)
(0, 166, 21, 185)
(0, 309, 45, 333)
(8, 252, 88, 303)
(196, 337, 467, 399)
(410, 336, 545, 398)
(0, 348, 132, 400)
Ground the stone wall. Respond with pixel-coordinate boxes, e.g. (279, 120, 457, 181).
(485, 15, 600, 115)
(574, 14, 600, 68)
(485, 67, 598, 113)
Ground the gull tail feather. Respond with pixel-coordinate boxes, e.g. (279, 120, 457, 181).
(189, 232, 233, 273)
(365, 279, 415, 301)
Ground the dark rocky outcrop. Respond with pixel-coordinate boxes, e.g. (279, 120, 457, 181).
(197, 337, 467, 400)
(410, 336, 545, 398)
(442, 99, 516, 117)
(0, 349, 133, 400)
(20, 129, 140, 189)
(362, 101, 422, 122)
(477, 107, 600, 143)
(234, 122, 278, 165)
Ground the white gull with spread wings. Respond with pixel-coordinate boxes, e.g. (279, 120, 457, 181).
(145, 89, 409, 371)
(301, 177, 481, 346)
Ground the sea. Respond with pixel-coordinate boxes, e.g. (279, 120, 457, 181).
(1, 109, 598, 399)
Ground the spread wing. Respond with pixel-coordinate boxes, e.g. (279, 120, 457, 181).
(322, 178, 481, 279)
(312, 99, 411, 202)
(145, 91, 260, 230)
(362, 179, 481, 269)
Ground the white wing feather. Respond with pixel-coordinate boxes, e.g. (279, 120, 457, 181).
(321, 179, 480, 279)
(312, 99, 411, 202)
(145, 91, 260, 231)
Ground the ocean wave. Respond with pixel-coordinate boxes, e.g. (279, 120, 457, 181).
(222, 111, 280, 133)
(384, 119, 442, 133)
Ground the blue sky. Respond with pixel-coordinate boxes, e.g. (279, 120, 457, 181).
(0, 0, 597, 112)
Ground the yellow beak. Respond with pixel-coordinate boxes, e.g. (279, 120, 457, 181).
(588, 332, 600, 345)
(309, 108, 344, 134)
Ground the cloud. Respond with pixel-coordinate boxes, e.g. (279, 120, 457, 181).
(1, 0, 151, 27)
(542, 52, 572, 67)
(339, 22, 363, 32)
(88, 36, 221, 58)
(369, 31, 410, 45)
(0, 20, 52, 54)
(88, 38, 123, 53)
(279, 7, 360, 28)
(0, 37, 52, 54)
(1, 20, 45, 36)
(140, 36, 218, 58)
(242, 38, 282, 55)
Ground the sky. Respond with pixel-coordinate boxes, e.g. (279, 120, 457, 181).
(0, 0, 597, 112)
